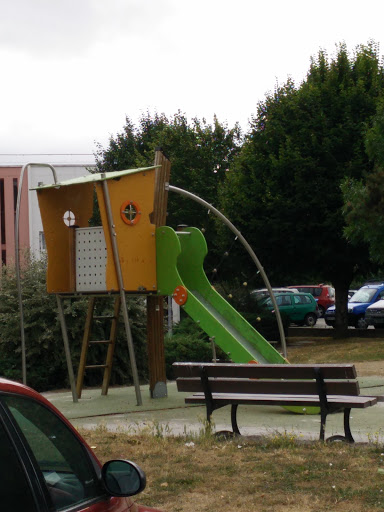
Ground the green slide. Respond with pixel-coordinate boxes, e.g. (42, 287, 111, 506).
(156, 226, 287, 364)
(156, 226, 317, 415)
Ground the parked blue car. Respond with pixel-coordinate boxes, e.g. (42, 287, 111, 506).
(324, 283, 384, 328)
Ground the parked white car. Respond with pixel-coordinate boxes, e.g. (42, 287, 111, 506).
(365, 299, 384, 328)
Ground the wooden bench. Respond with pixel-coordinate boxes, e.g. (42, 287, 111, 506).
(173, 362, 378, 442)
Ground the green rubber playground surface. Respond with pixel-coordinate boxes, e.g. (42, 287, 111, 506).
(43, 377, 384, 443)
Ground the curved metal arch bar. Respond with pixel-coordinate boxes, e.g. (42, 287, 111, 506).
(167, 184, 287, 358)
(15, 163, 58, 385)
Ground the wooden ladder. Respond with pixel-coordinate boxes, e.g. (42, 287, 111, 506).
(76, 296, 121, 398)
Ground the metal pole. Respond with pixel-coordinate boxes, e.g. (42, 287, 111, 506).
(56, 296, 78, 402)
(101, 178, 143, 406)
(15, 163, 58, 385)
(168, 185, 287, 359)
(210, 337, 217, 362)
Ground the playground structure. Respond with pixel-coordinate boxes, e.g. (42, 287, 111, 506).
(20, 150, 288, 404)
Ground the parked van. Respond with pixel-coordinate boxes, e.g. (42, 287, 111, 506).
(325, 283, 384, 329)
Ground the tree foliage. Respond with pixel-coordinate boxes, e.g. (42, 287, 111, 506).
(343, 98, 384, 262)
(95, 111, 242, 265)
(220, 42, 384, 330)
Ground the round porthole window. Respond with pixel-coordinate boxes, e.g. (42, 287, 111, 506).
(63, 210, 76, 227)
(120, 200, 141, 226)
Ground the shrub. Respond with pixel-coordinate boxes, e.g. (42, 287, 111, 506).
(164, 317, 228, 379)
(0, 255, 148, 391)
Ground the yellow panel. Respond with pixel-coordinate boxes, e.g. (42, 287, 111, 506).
(37, 183, 94, 293)
(96, 169, 157, 292)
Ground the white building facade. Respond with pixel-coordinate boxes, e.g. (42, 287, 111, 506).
(0, 154, 96, 262)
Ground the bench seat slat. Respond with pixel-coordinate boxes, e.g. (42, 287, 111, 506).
(176, 377, 360, 396)
(173, 362, 357, 380)
(184, 392, 378, 409)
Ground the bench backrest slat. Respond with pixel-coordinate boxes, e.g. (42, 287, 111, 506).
(173, 362, 357, 380)
(176, 377, 360, 396)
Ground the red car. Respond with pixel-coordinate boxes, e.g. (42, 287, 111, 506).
(0, 378, 163, 512)
(287, 284, 335, 316)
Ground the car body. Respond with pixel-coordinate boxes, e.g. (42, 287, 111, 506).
(324, 284, 384, 329)
(0, 377, 163, 512)
(348, 289, 358, 300)
(365, 299, 384, 328)
(287, 284, 335, 316)
(261, 292, 318, 327)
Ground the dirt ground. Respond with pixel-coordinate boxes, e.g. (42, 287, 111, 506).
(354, 360, 384, 376)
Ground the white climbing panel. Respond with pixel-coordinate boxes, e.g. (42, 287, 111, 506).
(76, 227, 107, 292)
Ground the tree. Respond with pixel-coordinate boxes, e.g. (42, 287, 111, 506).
(220, 42, 384, 332)
(342, 99, 384, 263)
(95, 111, 242, 265)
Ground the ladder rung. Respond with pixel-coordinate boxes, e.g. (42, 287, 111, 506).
(77, 295, 121, 398)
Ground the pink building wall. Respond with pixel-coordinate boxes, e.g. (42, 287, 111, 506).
(0, 167, 29, 265)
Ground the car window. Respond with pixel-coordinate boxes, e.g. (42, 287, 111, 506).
(275, 295, 291, 306)
(293, 295, 311, 305)
(312, 288, 322, 297)
(329, 287, 335, 298)
(350, 288, 378, 303)
(3, 396, 102, 511)
(0, 418, 38, 511)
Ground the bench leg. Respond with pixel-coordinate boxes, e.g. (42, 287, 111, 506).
(231, 404, 241, 435)
(206, 403, 213, 425)
(326, 408, 354, 443)
(343, 408, 354, 442)
(319, 409, 327, 441)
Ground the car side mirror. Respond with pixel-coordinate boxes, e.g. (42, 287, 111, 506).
(101, 459, 146, 497)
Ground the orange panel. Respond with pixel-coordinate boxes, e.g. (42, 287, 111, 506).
(173, 285, 188, 305)
(96, 169, 157, 292)
(37, 183, 94, 293)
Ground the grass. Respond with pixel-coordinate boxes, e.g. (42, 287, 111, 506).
(80, 336, 384, 511)
(81, 426, 384, 512)
(287, 337, 384, 369)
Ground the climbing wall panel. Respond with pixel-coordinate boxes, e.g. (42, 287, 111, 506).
(75, 227, 107, 292)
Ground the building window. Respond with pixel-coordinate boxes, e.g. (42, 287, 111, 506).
(39, 231, 46, 253)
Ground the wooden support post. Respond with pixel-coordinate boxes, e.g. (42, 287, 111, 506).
(147, 295, 167, 397)
(147, 149, 171, 398)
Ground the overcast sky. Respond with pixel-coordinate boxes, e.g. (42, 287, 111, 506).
(1, 0, 383, 155)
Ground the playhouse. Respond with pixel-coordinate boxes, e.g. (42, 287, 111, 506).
(32, 150, 286, 405)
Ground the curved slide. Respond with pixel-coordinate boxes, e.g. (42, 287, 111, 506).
(156, 226, 287, 365)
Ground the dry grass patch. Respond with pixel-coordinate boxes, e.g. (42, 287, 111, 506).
(287, 337, 384, 370)
(81, 427, 384, 512)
